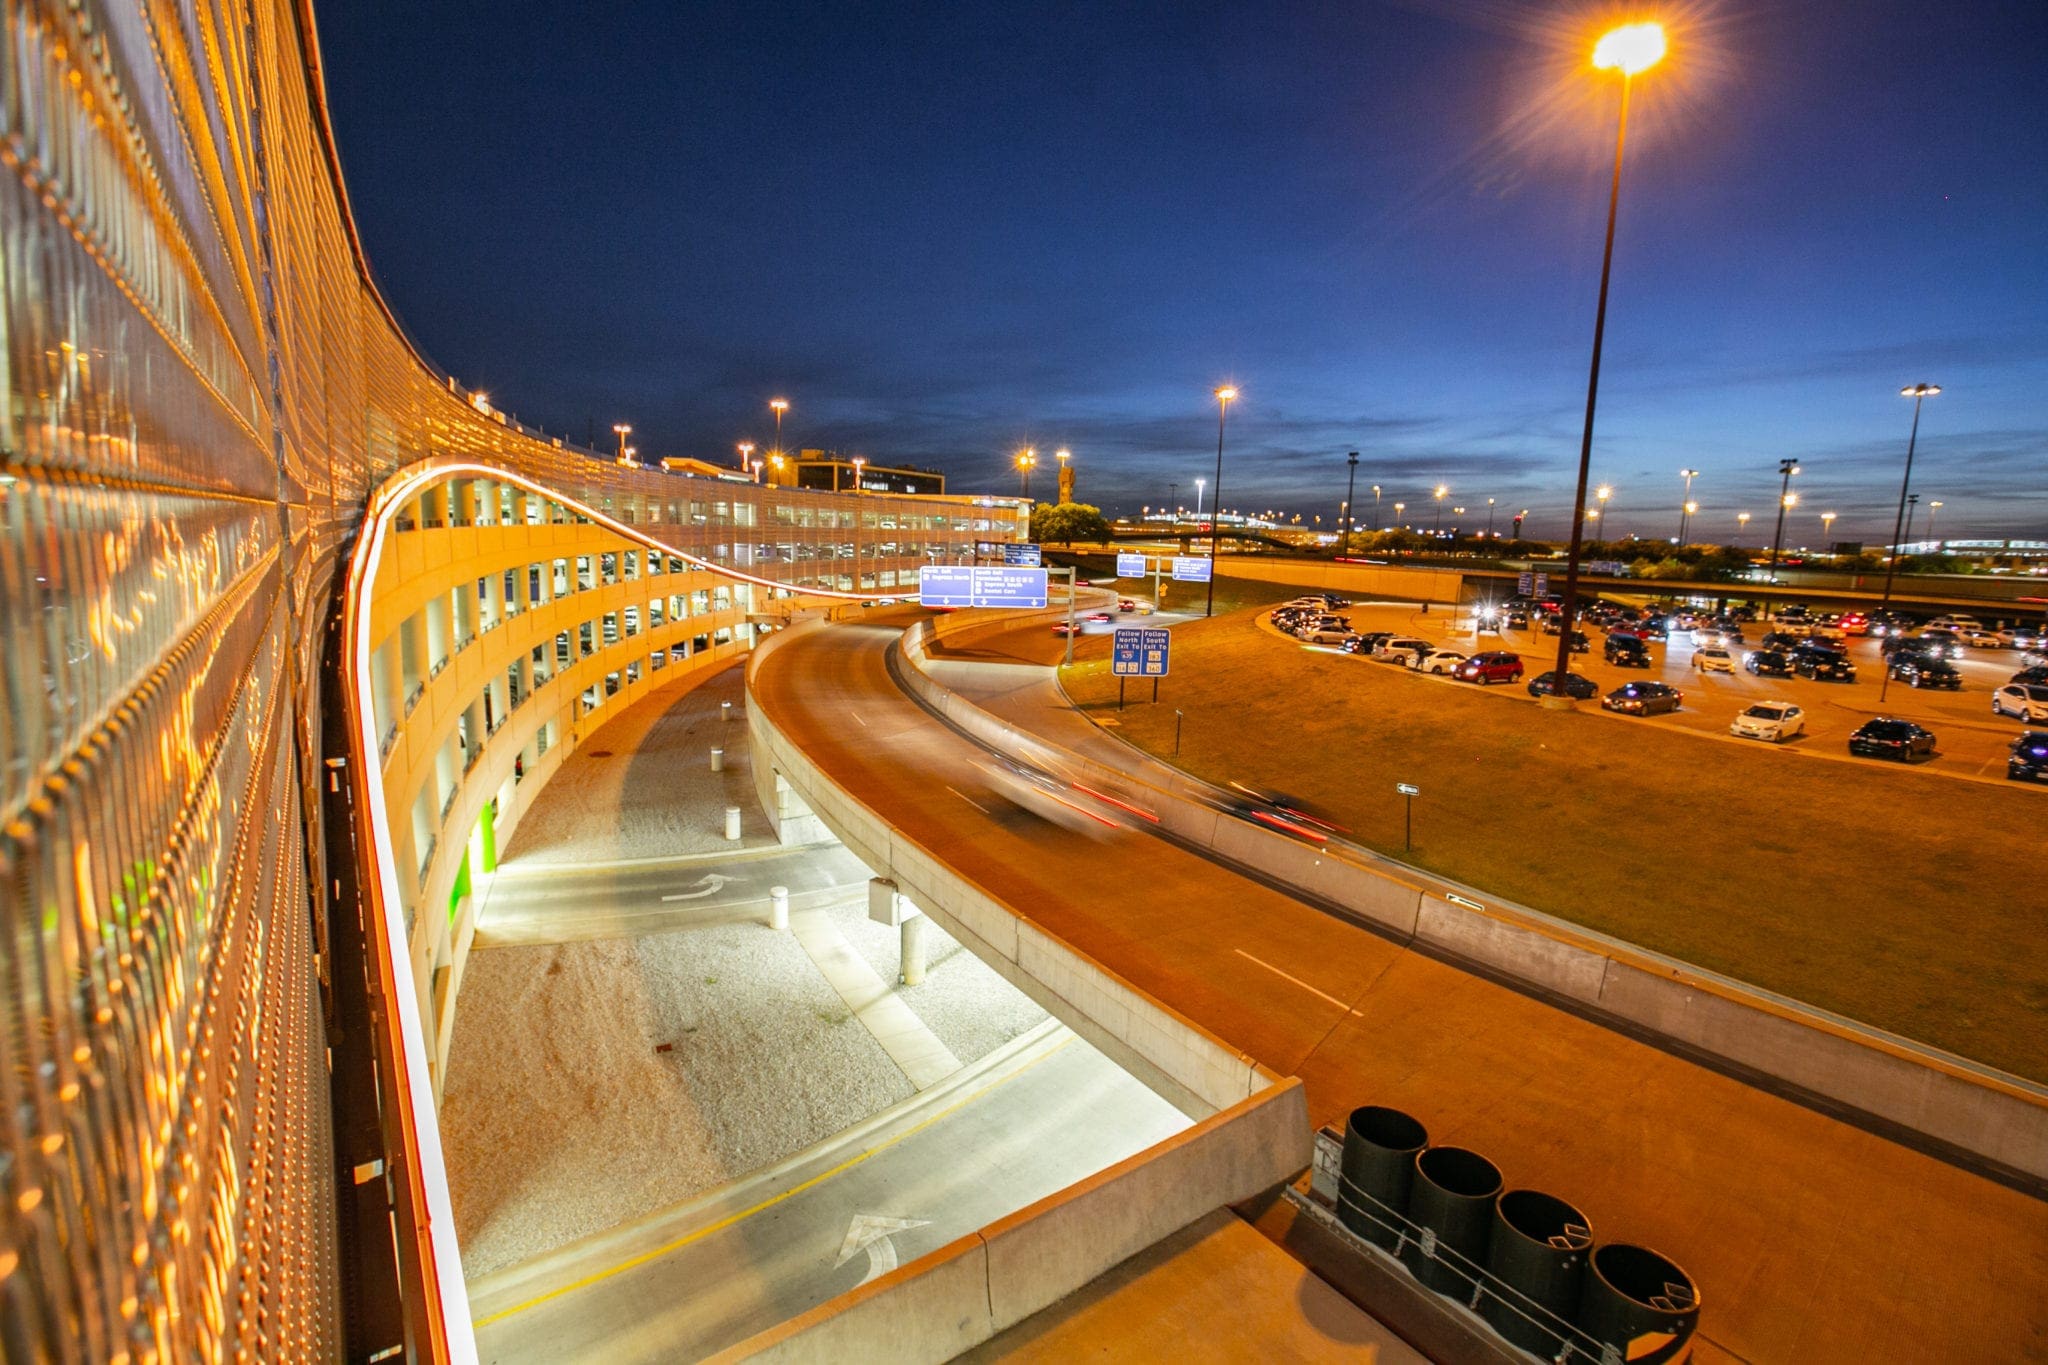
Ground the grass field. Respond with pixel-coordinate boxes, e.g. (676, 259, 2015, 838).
(1060, 598, 2048, 1083)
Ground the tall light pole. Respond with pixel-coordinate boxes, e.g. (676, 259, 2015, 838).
(750, 458, 764, 483)
(851, 457, 866, 591)
(1551, 20, 1665, 704)
(1821, 510, 1837, 552)
(1879, 384, 1940, 614)
(1394, 501, 1406, 528)
(1737, 511, 1751, 544)
(1926, 500, 1943, 551)
(1016, 447, 1037, 499)
(1433, 484, 1448, 537)
(737, 440, 754, 472)
(851, 454, 866, 491)
(1676, 468, 1699, 541)
(613, 423, 633, 465)
(1341, 451, 1359, 557)
(1595, 484, 1612, 539)
(1486, 497, 1497, 538)
(1194, 477, 1206, 520)
(1767, 458, 1801, 575)
(1205, 385, 1238, 617)
(1903, 492, 1919, 546)
(769, 398, 789, 462)
(1372, 484, 1383, 531)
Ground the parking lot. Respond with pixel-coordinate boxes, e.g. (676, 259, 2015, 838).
(1265, 597, 2045, 786)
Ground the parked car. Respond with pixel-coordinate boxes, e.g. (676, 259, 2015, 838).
(1729, 701, 1805, 742)
(1527, 670, 1598, 700)
(1889, 657, 1961, 690)
(1452, 651, 1525, 685)
(2009, 731, 2048, 783)
(1411, 648, 1468, 675)
(1302, 622, 1355, 645)
(1744, 648, 1795, 677)
(1992, 684, 2048, 723)
(1847, 718, 1936, 761)
(1372, 636, 1433, 665)
(1344, 631, 1394, 656)
(1693, 646, 1736, 674)
(1603, 681, 1683, 716)
(1604, 635, 1651, 667)
(1793, 648, 1856, 682)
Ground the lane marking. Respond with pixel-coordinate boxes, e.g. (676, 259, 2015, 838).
(945, 785, 990, 813)
(473, 1036, 1074, 1327)
(1233, 948, 1348, 1011)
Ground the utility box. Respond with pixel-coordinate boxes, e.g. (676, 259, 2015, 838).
(868, 877, 903, 926)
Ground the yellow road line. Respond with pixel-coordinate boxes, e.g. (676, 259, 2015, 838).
(473, 1034, 1075, 1327)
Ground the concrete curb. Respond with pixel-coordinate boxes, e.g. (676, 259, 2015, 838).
(900, 609, 2048, 1190)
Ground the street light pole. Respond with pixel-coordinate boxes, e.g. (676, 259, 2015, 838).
(1372, 485, 1382, 532)
(613, 423, 633, 465)
(1677, 468, 1699, 541)
(1205, 386, 1237, 617)
(737, 440, 754, 472)
(1926, 500, 1943, 551)
(1486, 497, 1496, 539)
(1194, 477, 1206, 520)
(770, 398, 789, 464)
(1879, 384, 1940, 616)
(1433, 484, 1448, 537)
(1551, 22, 1663, 704)
(1767, 458, 1800, 575)
(1737, 511, 1751, 544)
(1341, 451, 1359, 557)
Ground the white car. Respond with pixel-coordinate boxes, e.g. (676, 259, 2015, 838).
(1412, 648, 1467, 675)
(2004, 624, 2045, 650)
(1928, 615, 1983, 634)
(1372, 636, 1432, 665)
(1693, 646, 1736, 673)
(1302, 624, 1354, 645)
(1992, 684, 2048, 723)
(1729, 701, 1805, 742)
(1957, 627, 2006, 649)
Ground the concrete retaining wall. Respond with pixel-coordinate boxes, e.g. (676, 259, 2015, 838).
(711, 1078, 1312, 1364)
(900, 612, 2048, 1187)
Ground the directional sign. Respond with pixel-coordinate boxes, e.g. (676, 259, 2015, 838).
(1116, 552, 1148, 578)
(1533, 572, 1550, 597)
(919, 565, 1048, 609)
(1517, 572, 1534, 595)
(1171, 556, 1213, 583)
(660, 873, 734, 903)
(1003, 542, 1042, 566)
(1396, 782, 1420, 796)
(1111, 627, 1171, 677)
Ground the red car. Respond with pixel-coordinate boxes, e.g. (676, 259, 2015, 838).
(1452, 651, 1525, 685)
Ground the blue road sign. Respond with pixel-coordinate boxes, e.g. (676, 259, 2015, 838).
(1111, 627, 1171, 677)
(1115, 552, 1148, 578)
(919, 565, 976, 608)
(1517, 572, 1534, 595)
(919, 565, 1049, 608)
(1171, 556, 1213, 582)
(1534, 572, 1550, 596)
(1003, 542, 1042, 566)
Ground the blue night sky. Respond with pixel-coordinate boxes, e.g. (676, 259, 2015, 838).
(317, 1, 2047, 545)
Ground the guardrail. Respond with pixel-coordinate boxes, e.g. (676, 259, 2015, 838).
(894, 611, 2048, 1190)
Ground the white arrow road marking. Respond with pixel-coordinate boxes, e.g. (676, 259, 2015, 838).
(660, 873, 735, 902)
(834, 1213, 930, 1285)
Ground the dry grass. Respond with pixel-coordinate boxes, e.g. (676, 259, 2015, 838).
(1062, 604, 2048, 1082)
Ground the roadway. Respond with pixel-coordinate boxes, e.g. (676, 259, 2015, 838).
(466, 1024, 1190, 1363)
(475, 843, 876, 946)
(751, 607, 2048, 1364)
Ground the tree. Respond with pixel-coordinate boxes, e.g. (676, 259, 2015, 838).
(1029, 501, 1112, 546)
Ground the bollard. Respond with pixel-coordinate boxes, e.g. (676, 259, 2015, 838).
(768, 885, 789, 931)
(710, 746, 724, 772)
(900, 914, 927, 985)
(721, 700, 733, 722)
(723, 805, 741, 841)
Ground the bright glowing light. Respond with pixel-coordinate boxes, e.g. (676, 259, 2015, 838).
(1901, 384, 1942, 398)
(1214, 385, 1238, 403)
(1783, 492, 1800, 508)
(769, 398, 789, 413)
(1592, 22, 1667, 76)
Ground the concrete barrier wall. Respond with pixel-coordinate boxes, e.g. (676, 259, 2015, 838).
(713, 1079, 1312, 1363)
(901, 614, 2048, 1186)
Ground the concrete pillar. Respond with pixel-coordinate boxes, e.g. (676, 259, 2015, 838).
(900, 915, 927, 986)
(769, 885, 789, 931)
(724, 806, 742, 841)
(710, 746, 724, 772)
